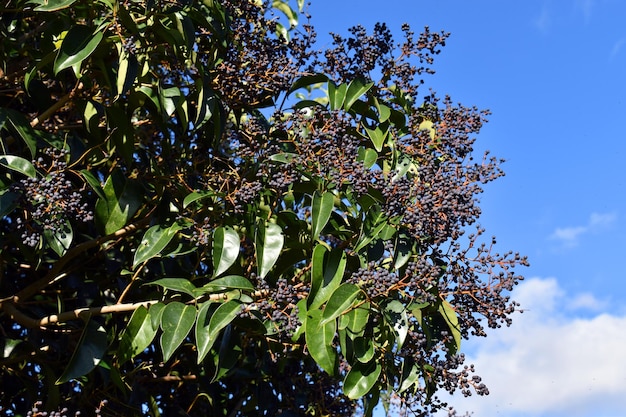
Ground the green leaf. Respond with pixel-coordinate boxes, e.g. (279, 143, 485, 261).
(354, 336, 375, 363)
(148, 278, 197, 299)
(383, 300, 409, 349)
(118, 306, 158, 364)
(212, 226, 240, 277)
(305, 308, 336, 375)
(159, 84, 182, 118)
(272, 0, 298, 26)
(339, 301, 370, 335)
(54, 25, 103, 75)
(196, 300, 241, 363)
(0, 191, 20, 218)
(399, 358, 421, 393)
(320, 284, 361, 326)
(357, 147, 378, 169)
(328, 81, 348, 111)
(438, 300, 461, 351)
(344, 79, 374, 112)
(160, 302, 196, 362)
(199, 275, 254, 294)
(255, 221, 284, 279)
(80, 170, 105, 201)
(30, 0, 77, 11)
(355, 205, 388, 252)
(343, 360, 382, 399)
(287, 73, 329, 95)
(95, 170, 143, 235)
(133, 223, 182, 268)
(183, 190, 214, 208)
(43, 220, 72, 257)
(56, 319, 107, 384)
(194, 77, 218, 130)
(0, 155, 36, 178)
(0, 109, 38, 157)
(311, 191, 334, 240)
(309, 247, 346, 310)
(115, 49, 138, 99)
(363, 125, 388, 153)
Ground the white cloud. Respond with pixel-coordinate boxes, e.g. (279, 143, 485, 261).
(440, 277, 626, 417)
(549, 211, 617, 248)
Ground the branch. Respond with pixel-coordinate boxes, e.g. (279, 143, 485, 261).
(12, 218, 151, 303)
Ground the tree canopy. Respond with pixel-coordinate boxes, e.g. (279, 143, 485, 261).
(0, 0, 527, 415)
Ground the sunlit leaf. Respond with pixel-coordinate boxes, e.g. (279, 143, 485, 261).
(0, 155, 36, 178)
(212, 226, 240, 277)
(305, 308, 336, 375)
(311, 191, 334, 240)
(54, 25, 103, 75)
(133, 223, 182, 268)
(118, 306, 158, 364)
(343, 360, 381, 399)
(255, 221, 284, 279)
(196, 300, 240, 363)
(160, 302, 196, 362)
(320, 283, 361, 326)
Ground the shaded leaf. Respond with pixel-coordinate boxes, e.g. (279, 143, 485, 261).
(43, 220, 72, 257)
(30, 0, 77, 11)
(438, 300, 461, 352)
(57, 319, 107, 384)
(343, 360, 381, 399)
(344, 79, 374, 111)
(54, 25, 103, 75)
(328, 81, 348, 110)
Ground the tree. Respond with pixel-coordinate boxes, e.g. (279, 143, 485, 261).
(0, 0, 528, 415)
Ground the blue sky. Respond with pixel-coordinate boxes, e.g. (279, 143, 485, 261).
(307, 1, 626, 416)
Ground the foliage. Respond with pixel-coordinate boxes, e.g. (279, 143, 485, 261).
(0, 0, 527, 415)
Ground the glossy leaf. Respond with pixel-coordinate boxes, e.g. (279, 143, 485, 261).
(438, 300, 461, 351)
(31, 0, 77, 11)
(80, 170, 105, 201)
(383, 300, 409, 349)
(0, 155, 36, 178)
(0, 191, 20, 218)
(354, 205, 388, 252)
(339, 301, 370, 335)
(182, 190, 215, 208)
(311, 191, 334, 240)
(199, 275, 254, 294)
(133, 223, 182, 268)
(44, 220, 72, 256)
(94, 170, 143, 235)
(328, 81, 348, 110)
(363, 125, 388, 152)
(54, 25, 103, 75)
(160, 302, 196, 362)
(148, 278, 197, 298)
(196, 300, 241, 363)
(287, 73, 329, 95)
(255, 221, 284, 279)
(344, 79, 374, 112)
(399, 358, 421, 393)
(57, 319, 107, 383)
(305, 308, 336, 376)
(118, 306, 158, 364)
(212, 226, 240, 277)
(354, 336, 375, 363)
(320, 283, 361, 326)
(309, 247, 347, 310)
(343, 360, 381, 399)
(116, 49, 138, 99)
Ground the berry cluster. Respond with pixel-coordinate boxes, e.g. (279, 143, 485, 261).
(10, 149, 93, 247)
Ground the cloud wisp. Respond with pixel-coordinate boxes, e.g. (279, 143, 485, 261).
(549, 211, 617, 248)
(442, 277, 626, 417)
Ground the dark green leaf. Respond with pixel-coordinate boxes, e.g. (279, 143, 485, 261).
(43, 220, 72, 256)
(399, 358, 421, 393)
(95, 170, 143, 235)
(383, 300, 409, 349)
(212, 226, 240, 277)
(305, 308, 336, 375)
(255, 221, 284, 279)
(0, 155, 36, 178)
(160, 302, 196, 362)
(343, 360, 381, 399)
(115, 49, 138, 99)
(354, 336, 375, 363)
(196, 300, 240, 363)
(355, 205, 388, 252)
(320, 284, 361, 326)
(311, 191, 334, 240)
(56, 319, 107, 383)
(339, 301, 370, 335)
(182, 190, 215, 208)
(363, 125, 388, 153)
(328, 81, 347, 111)
(54, 25, 103, 75)
(287, 73, 329, 95)
(133, 223, 182, 268)
(0, 191, 20, 218)
(80, 170, 105, 201)
(31, 0, 77, 11)
(148, 278, 197, 298)
(118, 306, 158, 364)
(438, 300, 461, 351)
(199, 275, 254, 294)
(344, 79, 374, 111)
(309, 247, 346, 310)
